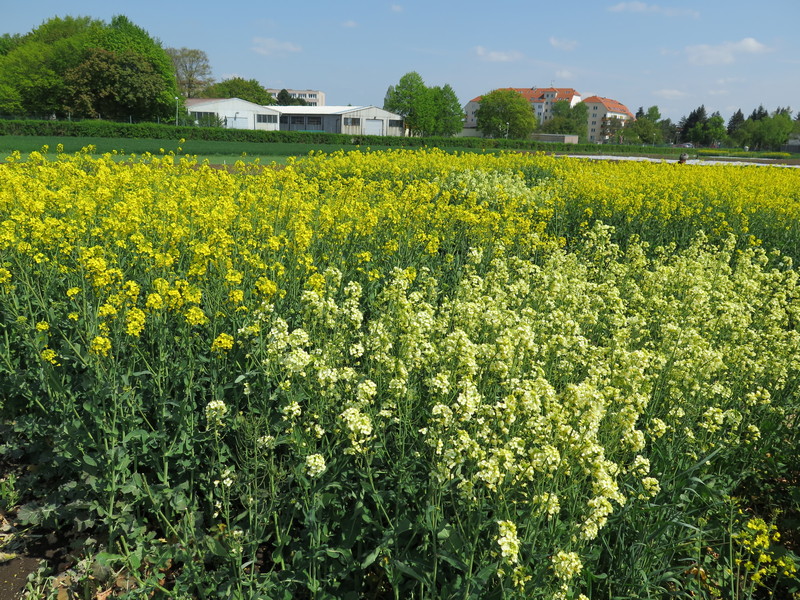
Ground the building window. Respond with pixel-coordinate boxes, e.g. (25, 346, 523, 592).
(290, 116, 305, 125)
(307, 116, 322, 130)
(389, 119, 403, 128)
(344, 117, 361, 126)
(257, 114, 277, 123)
(280, 116, 288, 124)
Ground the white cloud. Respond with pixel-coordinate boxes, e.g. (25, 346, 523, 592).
(252, 37, 302, 56)
(608, 2, 699, 18)
(707, 89, 729, 96)
(653, 89, 687, 99)
(475, 45, 523, 62)
(342, 20, 358, 28)
(556, 69, 574, 79)
(549, 36, 578, 51)
(390, 4, 403, 12)
(686, 37, 769, 66)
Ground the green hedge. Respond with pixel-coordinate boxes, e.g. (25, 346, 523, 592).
(696, 148, 793, 159)
(0, 118, 690, 156)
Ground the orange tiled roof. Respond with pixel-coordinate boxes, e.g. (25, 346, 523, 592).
(582, 95, 634, 119)
(470, 87, 581, 104)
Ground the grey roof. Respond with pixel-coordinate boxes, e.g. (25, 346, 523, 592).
(271, 105, 372, 115)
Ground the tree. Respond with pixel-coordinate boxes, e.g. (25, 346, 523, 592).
(89, 15, 178, 119)
(601, 115, 626, 143)
(384, 72, 463, 136)
(202, 77, 274, 105)
(475, 89, 536, 139)
(0, 16, 100, 115)
(727, 109, 745, 136)
(0, 15, 176, 120)
(705, 112, 727, 147)
(0, 33, 24, 56)
(628, 105, 664, 145)
(731, 109, 795, 150)
(645, 106, 661, 122)
(384, 72, 428, 134)
(539, 100, 587, 140)
(623, 106, 663, 145)
(429, 84, 464, 136)
(276, 89, 293, 104)
(749, 105, 769, 121)
(760, 111, 794, 149)
(167, 47, 214, 98)
(275, 88, 307, 106)
(680, 105, 707, 142)
(659, 118, 679, 145)
(65, 48, 168, 120)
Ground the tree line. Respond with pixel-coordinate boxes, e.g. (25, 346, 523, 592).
(0, 16, 178, 121)
(3, 16, 799, 148)
(0, 16, 313, 123)
(471, 88, 799, 151)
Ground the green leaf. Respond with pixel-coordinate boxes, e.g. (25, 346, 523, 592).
(360, 547, 380, 569)
(95, 551, 124, 566)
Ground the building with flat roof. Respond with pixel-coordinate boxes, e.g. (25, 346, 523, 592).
(183, 98, 405, 136)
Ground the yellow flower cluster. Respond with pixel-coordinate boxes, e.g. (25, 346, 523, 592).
(734, 516, 797, 585)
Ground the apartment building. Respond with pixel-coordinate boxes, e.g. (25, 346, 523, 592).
(463, 87, 582, 129)
(583, 96, 634, 143)
(266, 89, 326, 106)
(463, 87, 633, 142)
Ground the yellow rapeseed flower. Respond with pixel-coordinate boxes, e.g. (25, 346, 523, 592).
(89, 335, 112, 357)
(211, 333, 234, 353)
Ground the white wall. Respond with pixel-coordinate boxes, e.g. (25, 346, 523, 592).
(187, 98, 280, 131)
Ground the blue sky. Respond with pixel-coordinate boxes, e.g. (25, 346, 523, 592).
(3, 0, 799, 123)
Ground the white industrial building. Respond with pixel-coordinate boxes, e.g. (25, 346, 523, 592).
(185, 98, 280, 130)
(184, 98, 405, 136)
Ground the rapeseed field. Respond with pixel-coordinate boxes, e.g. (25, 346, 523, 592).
(1, 147, 798, 599)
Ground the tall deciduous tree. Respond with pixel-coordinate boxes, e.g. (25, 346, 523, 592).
(383, 73, 463, 136)
(65, 48, 167, 120)
(475, 89, 536, 139)
(0, 16, 100, 115)
(384, 71, 427, 134)
(0, 14, 176, 120)
(88, 15, 177, 118)
(201, 77, 275, 105)
(429, 84, 464, 136)
(167, 47, 214, 98)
